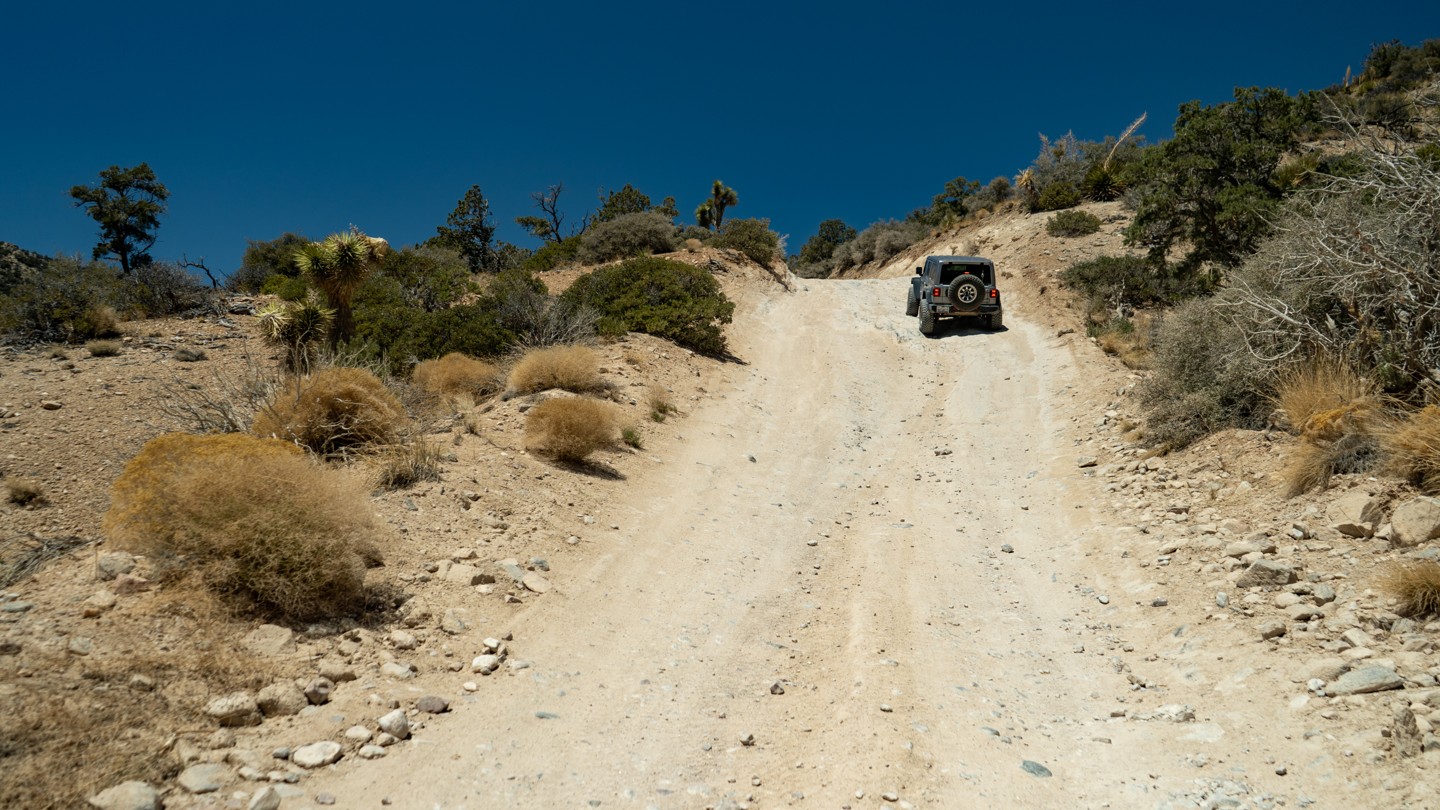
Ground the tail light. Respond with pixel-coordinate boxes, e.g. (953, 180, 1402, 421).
(990, 289, 998, 299)
(931, 287, 941, 297)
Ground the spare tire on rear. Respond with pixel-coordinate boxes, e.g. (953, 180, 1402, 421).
(947, 275, 984, 311)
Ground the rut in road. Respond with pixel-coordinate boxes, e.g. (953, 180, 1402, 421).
(307, 279, 1304, 808)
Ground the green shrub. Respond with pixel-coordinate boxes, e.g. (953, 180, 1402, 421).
(1080, 163, 1124, 201)
(1123, 87, 1313, 271)
(559, 256, 734, 354)
(830, 220, 926, 271)
(577, 212, 678, 264)
(484, 268, 597, 349)
(261, 273, 309, 301)
(712, 218, 781, 267)
(675, 225, 714, 244)
(1034, 181, 1082, 212)
(1138, 299, 1270, 448)
(970, 176, 1014, 211)
(119, 262, 213, 317)
(1061, 255, 1210, 312)
(1046, 209, 1102, 237)
(520, 235, 583, 273)
(103, 433, 385, 620)
(375, 246, 474, 312)
(0, 257, 126, 341)
(349, 270, 519, 374)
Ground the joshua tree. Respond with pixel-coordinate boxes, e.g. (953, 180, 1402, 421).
(294, 229, 389, 348)
(695, 180, 738, 230)
(257, 296, 335, 373)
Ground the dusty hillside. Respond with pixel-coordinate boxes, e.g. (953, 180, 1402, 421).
(3, 219, 1440, 810)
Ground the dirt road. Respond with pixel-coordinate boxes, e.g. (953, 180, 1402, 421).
(308, 279, 1350, 808)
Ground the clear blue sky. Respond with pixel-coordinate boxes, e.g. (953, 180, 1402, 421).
(1, 1, 1434, 275)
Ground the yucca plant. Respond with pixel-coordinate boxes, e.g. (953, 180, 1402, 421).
(294, 229, 389, 347)
(257, 297, 335, 373)
(1016, 168, 1038, 210)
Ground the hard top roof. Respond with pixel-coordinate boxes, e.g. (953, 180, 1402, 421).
(925, 255, 993, 265)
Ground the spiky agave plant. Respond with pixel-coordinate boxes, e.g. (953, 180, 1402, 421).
(1084, 113, 1148, 202)
(258, 296, 335, 373)
(1016, 168, 1038, 209)
(294, 229, 388, 347)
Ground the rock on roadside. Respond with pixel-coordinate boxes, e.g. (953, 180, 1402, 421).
(1328, 665, 1404, 696)
(291, 740, 343, 769)
(88, 782, 161, 810)
(1391, 496, 1440, 547)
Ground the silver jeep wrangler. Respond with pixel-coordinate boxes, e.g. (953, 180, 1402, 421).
(906, 255, 1003, 335)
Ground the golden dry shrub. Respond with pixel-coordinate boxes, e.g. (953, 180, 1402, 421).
(253, 366, 406, 454)
(1379, 405, 1440, 493)
(523, 397, 620, 462)
(1379, 560, 1440, 617)
(103, 433, 386, 619)
(85, 339, 122, 357)
(412, 352, 500, 399)
(507, 345, 602, 395)
(1275, 356, 1376, 439)
(374, 440, 443, 490)
(1275, 357, 1386, 495)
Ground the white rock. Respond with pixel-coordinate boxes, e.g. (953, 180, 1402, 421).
(472, 654, 501, 675)
(256, 681, 307, 717)
(248, 786, 282, 810)
(177, 763, 228, 794)
(291, 741, 343, 769)
(88, 781, 161, 810)
(357, 744, 388, 759)
(205, 692, 260, 727)
(1392, 496, 1440, 546)
(344, 725, 373, 743)
(380, 661, 416, 679)
(377, 708, 411, 740)
(243, 625, 295, 656)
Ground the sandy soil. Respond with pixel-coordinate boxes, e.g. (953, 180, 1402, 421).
(291, 275, 1364, 809)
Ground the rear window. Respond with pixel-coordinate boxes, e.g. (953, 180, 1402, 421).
(937, 264, 991, 284)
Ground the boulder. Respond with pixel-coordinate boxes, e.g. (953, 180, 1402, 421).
(176, 763, 228, 794)
(1236, 559, 1298, 588)
(256, 681, 307, 717)
(96, 552, 136, 581)
(444, 564, 490, 586)
(291, 741, 343, 769)
(243, 625, 295, 656)
(1328, 664, 1404, 696)
(205, 692, 260, 727)
(377, 709, 411, 740)
(1328, 490, 1383, 527)
(304, 677, 335, 705)
(88, 781, 161, 810)
(1392, 496, 1440, 547)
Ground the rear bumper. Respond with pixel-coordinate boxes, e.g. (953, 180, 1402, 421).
(928, 303, 1001, 317)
